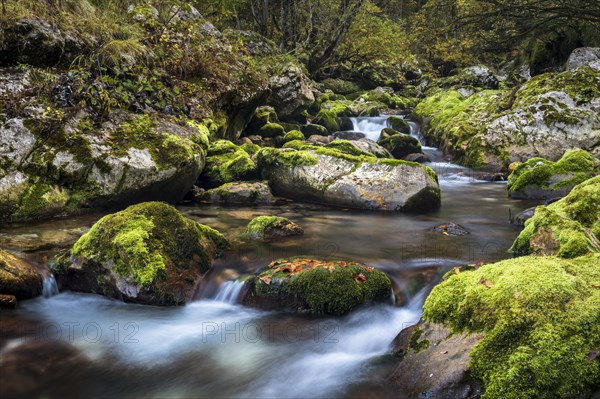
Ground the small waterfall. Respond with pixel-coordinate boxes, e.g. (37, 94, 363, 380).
(42, 275, 59, 298)
(213, 280, 245, 304)
(349, 116, 389, 141)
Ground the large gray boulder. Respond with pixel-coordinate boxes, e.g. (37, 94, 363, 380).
(0, 110, 207, 222)
(257, 148, 440, 211)
(267, 62, 315, 117)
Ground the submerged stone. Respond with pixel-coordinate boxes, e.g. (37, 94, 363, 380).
(243, 216, 303, 241)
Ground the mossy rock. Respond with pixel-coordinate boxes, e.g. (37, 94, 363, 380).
(200, 140, 257, 188)
(301, 123, 329, 137)
(257, 122, 285, 138)
(245, 106, 279, 135)
(387, 116, 411, 134)
(243, 216, 304, 241)
(313, 108, 341, 133)
(0, 249, 43, 299)
(320, 78, 362, 95)
(198, 181, 275, 205)
(53, 202, 229, 306)
(243, 257, 392, 315)
(378, 129, 422, 159)
(507, 149, 598, 199)
(282, 130, 305, 143)
(423, 254, 600, 399)
(510, 176, 600, 258)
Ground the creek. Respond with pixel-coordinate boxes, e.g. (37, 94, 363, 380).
(0, 116, 535, 398)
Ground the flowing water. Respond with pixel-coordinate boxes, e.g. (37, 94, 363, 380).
(0, 117, 537, 398)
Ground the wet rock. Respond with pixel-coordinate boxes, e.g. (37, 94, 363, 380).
(242, 257, 392, 315)
(403, 153, 430, 163)
(353, 139, 393, 158)
(432, 223, 470, 236)
(243, 216, 303, 241)
(301, 123, 329, 137)
(52, 202, 229, 306)
(307, 135, 331, 145)
(198, 181, 276, 205)
(510, 207, 536, 226)
(332, 131, 366, 141)
(388, 321, 482, 399)
(0, 294, 17, 309)
(258, 148, 440, 212)
(0, 249, 42, 299)
(0, 340, 93, 398)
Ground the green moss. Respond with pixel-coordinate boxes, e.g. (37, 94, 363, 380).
(15, 180, 69, 220)
(283, 130, 305, 143)
(113, 114, 202, 171)
(313, 108, 340, 133)
(186, 120, 211, 151)
(72, 202, 229, 286)
(320, 78, 361, 95)
(408, 326, 430, 353)
(387, 116, 411, 134)
(254, 257, 392, 315)
(240, 143, 260, 156)
(423, 254, 600, 399)
(202, 140, 257, 188)
(378, 133, 422, 158)
(507, 149, 597, 195)
(325, 140, 373, 157)
(510, 176, 600, 258)
(282, 139, 305, 149)
(256, 148, 318, 170)
(258, 122, 285, 138)
(244, 216, 289, 237)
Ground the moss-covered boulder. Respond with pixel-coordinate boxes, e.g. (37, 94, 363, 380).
(0, 249, 43, 300)
(415, 67, 600, 168)
(52, 202, 229, 305)
(320, 78, 362, 95)
(313, 108, 341, 133)
(257, 122, 285, 138)
(510, 176, 600, 258)
(301, 123, 329, 137)
(0, 111, 207, 222)
(387, 116, 411, 134)
(245, 106, 279, 135)
(420, 254, 600, 399)
(243, 216, 304, 241)
(199, 140, 257, 188)
(282, 130, 305, 143)
(257, 147, 440, 212)
(197, 181, 276, 205)
(507, 149, 598, 199)
(242, 257, 392, 315)
(378, 129, 423, 159)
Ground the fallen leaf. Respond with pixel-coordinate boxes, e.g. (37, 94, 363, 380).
(442, 232, 449, 236)
(454, 267, 461, 274)
(259, 275, 272, 285)
(479, 277, 494, 288)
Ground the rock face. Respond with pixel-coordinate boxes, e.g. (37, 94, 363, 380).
(197, 181, 276, 204)
(432, 222, 469, 236)
(510, 176, 600, 258)
(420, 254, 600, 399)
(243, 216, 304, 241)
(0, 249, 43, 299)
(52, 202, 229, 306)
(507, 149, 598, 199)
(242, 257, 392, 315)
(415, 63, 600, 168)
(566, 47, 600, 72)
(267, 62, 315, 117)
(388, 321, 482, 399)
(0, 111, 206, 222)
(258, 148, 440, 212)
